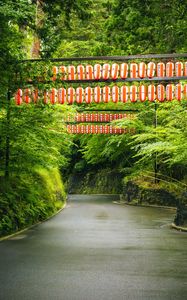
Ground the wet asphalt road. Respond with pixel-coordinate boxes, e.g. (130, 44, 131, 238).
(0, 194, 187, 300)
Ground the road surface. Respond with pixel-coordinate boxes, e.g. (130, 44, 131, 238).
(0, 194, 187, 300)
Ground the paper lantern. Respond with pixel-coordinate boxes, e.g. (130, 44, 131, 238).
(50, 88, 57, 104)
(85, 87, 92, 103)
(58, 88, 66, 104)
(147, 62, 156, 78)
(120, 86, 128, 103)
(139, 85, 147, 102)
(183, 84, 187, 99)
(166, 84, 174, 101)
(166, 62, 174, 77)
(157, 62, 165, 77)
(15, 89, 22, 105)
(148, 84, 156, 101)
(52, 66, 58, 81)
(157, 84, 165, 102)
(43, 90, 49, 104)
(32, 89, 38, 103)
(120, 63, 128, 79)
(76, 87, 84, 104)
(24, 88, 31, 104)
(130, 63, 138, 78)
(86, 65, 93, 80)
(184, 62, 187, 76)
(103, 86, 110, 103)
(81, 125, 85, 134)
(94, 86, 101, 103)
(130, 86, 138, 102)
(59, 66, 67, 80)
(138, 62, 147, 78)
(94, 64, 102, 80)
(104, 113, 110, 122)
(77, 65, 85, 80)
(67, 87, 75, 104)
(175, 62, 183, 77)
(112, 86, 119, 103)
(102, 63, 111, 80)
(91, 125, 96, 134)
(68, 65, 76, 80)
(111, 63, 119, 79)
(175, 84, 183, 101)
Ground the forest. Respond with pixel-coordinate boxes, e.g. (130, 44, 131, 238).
(0, 0, 187, 237)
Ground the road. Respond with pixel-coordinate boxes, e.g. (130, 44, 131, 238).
(0, 194, 187, 300)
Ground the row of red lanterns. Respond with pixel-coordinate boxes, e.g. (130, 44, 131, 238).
(15, 84, 187, 105)
(52, 62, 187, 81)
(65, 113, 135, 123)
(66, 125, 135, 134)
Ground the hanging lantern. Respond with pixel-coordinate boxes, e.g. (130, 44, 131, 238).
(109, 114, 113, 121)
(104, 113, 110, 122)
(94, 86, 101, 103)
(184, 62, 187, 76)
(166, 84, 174, 101)
(130, 86, 138, 102)
(77, 65, 85, 80)
(175, 84, 183, 101)
(139, 85, 147, 102)
(52, 66, 58, 81)
(95, 125, 99, 134)
(120, 86, 128, 103)
(183, 84, 187, 99)
(157, 62, 165, 77)
(50, 88, 57, 104)
(103, 86, 110, 103)
(175, 62, 183, 77)
(85, 87, 92, 103)
(86, 113, 89, 122)
(95, 113, 98, 122)
(15, 89, 22, 105)
(90, 113, 94, 122)
(43, 90, 49, 104)
(130, 63, 138, 78)
(58, 88, 66, 104)
(68, 65, 76, 80)
(81, 125, 85, 134)
(94, 64, 102, 79)
(157, 84, 165, 102)
(32, 89, 38, 103)
(86, 125, 91, 134)
(24, 88, 31, 104)
(59, 66, 67, 80)
(99, 125, 103, 134)
(148, 84, 156, 101)
(138, 62, 147, 78)
(67, 87, 75, 104)
(120, 63, 128, 79)
(166, 62, 174, 77)
(102, 63, 111, 80)
(112, 86, 119, 103)
(86, 65, 94, 80)
(76, 87, 84, 104)
(91, 125, 95, 134)
(111, 63, 119, 79)
(147, 62, 156, 78)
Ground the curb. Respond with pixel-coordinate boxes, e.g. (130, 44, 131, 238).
(0, 202, 66, 242)
(171, 223, 187, 232)
(116, 201, 176, 210)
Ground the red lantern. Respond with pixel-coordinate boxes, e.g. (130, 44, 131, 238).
(58, 88, 66, 104)
(157, 62, 165, 77)
(104, 125, 109, 134)
(59, 66, 67, 80)
(68, 65, 76, 80)
(130, 63, 138, 78)
(130, 86, 138, 102)
(184, 62, 187, 76)
(85, 87, 92, 103)
(81, 125, 85, 134)
(111, 63, 119, 79)
(94, 64, 102, 80)
(67, 87, 75, 104)
(138, 62, 146, 78)
(50, 88, 57, 104)
(175, 62, 183, 77)
(104, 113, 109, 122)
(24, 88, 31, 104)
(120, 63, 128, 79)
(32, 89, 38, 103)
(139, 85, 147, 102)
(95, 125, 99, 134)
(52, 66, 58, 81)
(94, 86, 101, 103)
(183, 84, 187, 99)
(166, 62, 174, 77)
(103, 86, 110, 103)
(91, 125, 95, 134)
(148, 85, 156, 102)
(147, 62, 156, 78)
(166, 84, 174, 101)
(175, 84, 183, 101)
(109, 125, 113, 134)
(102, 63, 110, 80)
(120, 86, 128, 103)
(77, 65, 85, 80)
(112, 86, 119, 103)
(157, 84, 165, 102)
(86, 113, 89, 122)
(76, 87, 84, 104)
(43, 90, 49, 104)
(15, 89, 22, 105)
(86, 65, 93, 80)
